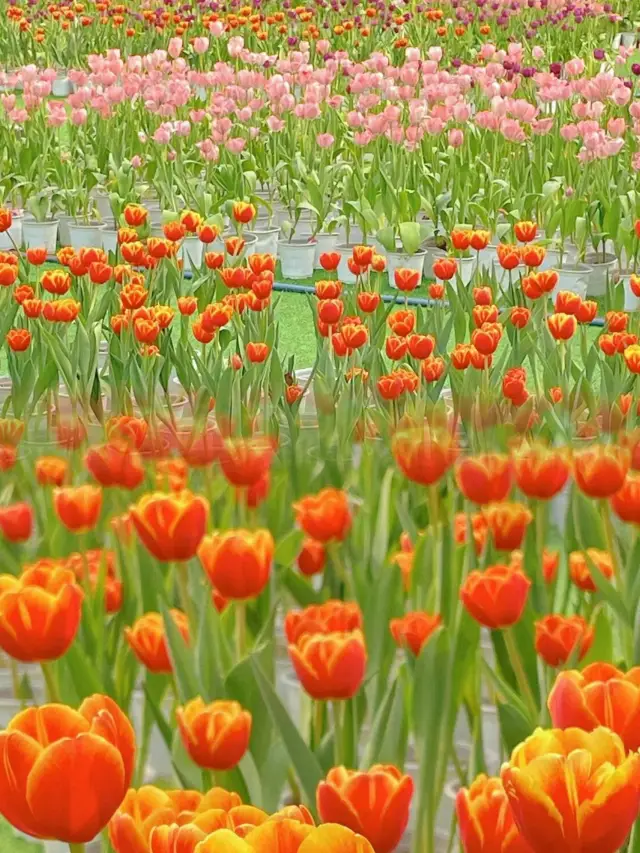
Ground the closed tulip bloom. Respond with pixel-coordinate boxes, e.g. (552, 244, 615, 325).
(317, 765, 413, 853)
(130, 491, 209, 562)
(285, 601, 363, 644)
(246, 342, 269, 363)
(460, 565, 531, 628)
(125, 610, 190, 674)
(511, 443, 570, 500)
(433, 257, 457, 280)
(393, 426, 457, 486)
(232, 202, 256, 224)
(177, 698, 251, 770)
(497, 243, 521, 270)
(573, 444, 629, 498)
(534, 615, 594, 667)
(514, 221, 537, 243)
(6, 329, 31, 352)
(387, 309, 415, 337)
(576, 299, 598, 324)
(41, 269, 71, 295)
(385, 336, 408, 360)
(520, 244, 545, 268)
(318, 299, 344, 325)
(204, 252, 224, 270)
(0, 695, 135, 843)
(429, 282, 445, 299)
(624, 344, 640, 373)
(357, 291, 380, 313)
(53, 485, 102, 532)
(319, 252, 340, 271)
(510, 306, 530, 329)
(547, 313, 576, 340)
(390, 612, 442, 656)
(149, 823, 209, 853)
(0, 209, 12, 233)
(352, 245, 373, 268)
(483, 502, 532, 551)
(470, 230, 491, 251)
(422, 355, 446, 382)
(456, 775, 533, 853)
(451, 229, 473, 251)
(569, 548, 614, 592)
(219, 437, 272, 487)
(0, 502, 33, 542)
(456, 453, 512, 504)
(408, 333, 435, 360)
(555, 290, 581, 315)
(548, 663, 640, 752)
(293, 488, 351, 543)
(394, 268, 420, 291)
(611, 472, 640, 524)
(35, 456, 68, 486)
(342, 323, 368, 350)
(0, 565, 83, 662)
(377, 374, 404, 400)
(289, 631, 366, 700)
(86, 442, 145, 490)
(501, 727, 640, 853)
(297, 539, 326, 577)
(198, 529, 273, 600)
(450, 344, 473, 370)
(315, 280, 342, 300)
(0, 264, 17, 286)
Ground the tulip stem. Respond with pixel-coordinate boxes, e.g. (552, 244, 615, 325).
(68, 844, 85, 853)
(175, 562, 196, 628)
(235, 602, 246, 661)
(9, 658, 25, 709)
(41, 661, 60, 703)
(503, 629, 538, 723)
(332, 701, 344, 766)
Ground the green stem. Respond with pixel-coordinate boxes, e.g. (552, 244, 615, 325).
(9, 658, 25, 709)
(175, 562, 196, 627)
(332, 700, 344, 766)
(235, 601, 246, 662)
(41, 661, 60, 703)
(313, 700, 324, 752)
(503, 628, 538, 724)
(201, 768, 214, 791)
(69, 844, 85, 853)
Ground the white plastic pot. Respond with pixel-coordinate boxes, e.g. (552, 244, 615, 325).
(0, 213, 23, 250)
(278, 238, 316, 280)
(180, 236, 204, 271)
(68, 221, 106, 251)
(22, 218, 59, 254)
(52, 73, 72, 97)
(584, 253, 618, 297)
(246, 226, 279, 258)
(619, 273, 640, 312)
(101, 229, 119, 256)
(57, 215, 74, 248)
(553, 263, 593, 299)
(313, 232, 339, 268)
(335, 243, 358, 285)
(387, 249, 427, 287)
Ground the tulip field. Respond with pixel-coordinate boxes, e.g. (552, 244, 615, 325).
(6, 0, 640, 852)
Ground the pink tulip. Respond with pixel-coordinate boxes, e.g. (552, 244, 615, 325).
(193, 37, 209, 55)
(225, 137, 246, 154)
(168, 38, 183, 60)
(316, 133, 334, 148)
(448, 128, 464, 147)
(209, 21, 225, 37)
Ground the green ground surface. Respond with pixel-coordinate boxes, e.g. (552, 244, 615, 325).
(0, 822, 38, 850)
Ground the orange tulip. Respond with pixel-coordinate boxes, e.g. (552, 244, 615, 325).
(297, 539, 326, 577)
(520, 244, 545, 268)
(319, 252, 340, 271)
(285, 601, 363, 644)
(6, 329, 31, 352)
(482, 502, 532, 551)
(569, 548, 614, 591)
(573, 444, 630, 498)
(130, 491, 209, 562)
(246, 342, 269, 363)
(289, 631, 366, 700)
(218, 437, 272, 487)
(548, 663, 640, 752)
(470, 230, 491, 251)
(390, 612, 442, 656)
(456, 774, 533, 853)
(456, 453, 512, 504)
(432, 256, 457, 280)
(394, 267, 420, 292)
(0, 208, 13, 233)
(460, 564, 530, 628)
(86, 442, 145, 490)
(451, 229, 472, 251)
(315, 279, 342, 300)
(107, 416, 149, 449)
(514, 221, 537, 243)
(177, 698, 251, 770)
(298, 825, 375, 853)
(501, 727, 640, 853)
(53, 485, 102, 532)
(511, 443, 570, 500)
(352, 245, 373, 268)
(232, 202, 256, 224)
(534, 615, 594, 667)
(576, 299, 598, 324)
(357, 291, 380, 313)
(317, 765, 413, 853)
(547, 312, 576, 340)
(243, 818, 314, 851)
(392, 426, 457, 486)
(0, 565, 83, 662)
(0, 502, 33, 542)
(0, 695, 135, 843)
(125, 610, 189, 674)
(611, 472, 640, 524)
(293, 488, 351, 543)
(198, 529, 273, 600)
(496, 243, 521, 270)
(35, 455, 68, 486)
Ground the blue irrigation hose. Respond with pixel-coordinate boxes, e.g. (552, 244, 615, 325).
(44, 255, 607, 326)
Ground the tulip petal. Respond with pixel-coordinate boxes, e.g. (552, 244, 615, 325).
(298, 824, 375, 853)
(579, 755, 640, 853)
(0, 731, 42, 837)
(7, 704, 88, 742)
(244, 818, 314, 852)
(109, 812, 151, 853)
(502, 760, 568, 852)
(316, 782, 363, 835)
(193, 828, 253, 853)
(26, 732, 126, 843)
(80, 694, 136, 787)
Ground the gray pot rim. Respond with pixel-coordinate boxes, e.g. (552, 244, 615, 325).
(552, 263, 593, 273)
(277, 237, 317, 246)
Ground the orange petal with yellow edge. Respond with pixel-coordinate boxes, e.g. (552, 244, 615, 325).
(244, 818, 314, 852)
(298, 824, 375, 853)
(0, 731, 42, 837)
(26, 732, 126, 843)
(194, 828, 253, 853)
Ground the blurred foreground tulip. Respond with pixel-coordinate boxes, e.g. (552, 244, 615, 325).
(456, 774, 533, 853)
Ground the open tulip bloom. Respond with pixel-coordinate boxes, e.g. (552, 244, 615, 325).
(4, 2, 640, 853)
